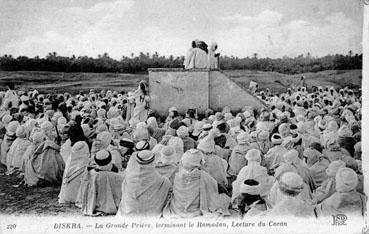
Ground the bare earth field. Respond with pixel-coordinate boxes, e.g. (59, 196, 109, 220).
(223, 69, 362, 94)
(0, 166, 80, 216)
(0, 69, 362, 95)
(0, 69, 362, 216)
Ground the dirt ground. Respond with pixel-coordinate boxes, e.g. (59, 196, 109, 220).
(0, 166, 80, 216)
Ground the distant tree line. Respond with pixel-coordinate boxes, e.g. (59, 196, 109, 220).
(220, 52, 362, 74)
(0, 51, 361, 74)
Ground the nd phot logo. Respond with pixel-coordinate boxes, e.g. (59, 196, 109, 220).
(332, 214, 348, 226)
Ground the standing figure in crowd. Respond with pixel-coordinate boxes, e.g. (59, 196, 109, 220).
(129, 81, 150, 127)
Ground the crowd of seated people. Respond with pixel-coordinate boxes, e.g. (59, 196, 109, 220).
(0, 82, 364, 218)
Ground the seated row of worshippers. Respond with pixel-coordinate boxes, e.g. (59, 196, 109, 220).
(0, 84, 364, 218)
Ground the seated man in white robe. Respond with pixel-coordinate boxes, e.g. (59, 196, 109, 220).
(6, 125, 31, 174)
(58, 141, 90, 204)
(78, 149, 123, 216)
(315, 168, 366, 217)
(183, 40, 197, 69)
(264, 172, 315, 217)
(235, 179, 267, 217)
(227, 132, 252, 181)
(192, 42, 208, 69)
(197, 129, 228, 191)
(264, 133, 288, 173)
(163, 149, 230, 218)
(24, 129, 65, 186)
(117, 150, 171, 217)
(232, 149, 273, 204)
(312, 160, 346, 204)
(155, 145, 179, 184)
(283, 149, 317, 193)
(1, 121, 19, 169)
(303, 143, 329, 187)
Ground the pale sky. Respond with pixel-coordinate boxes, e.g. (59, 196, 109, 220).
(0, 0, 364, 59)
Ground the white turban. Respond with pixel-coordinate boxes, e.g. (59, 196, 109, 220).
(245, 149, 261, 162)
(335, 167, 358, 192)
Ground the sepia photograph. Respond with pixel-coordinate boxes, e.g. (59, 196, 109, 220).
(0, 0, 367, 233)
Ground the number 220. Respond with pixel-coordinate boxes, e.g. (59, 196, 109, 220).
(7, 224, 16, 229)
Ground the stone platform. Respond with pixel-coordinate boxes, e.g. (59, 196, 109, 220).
(148, 68, 266, 116)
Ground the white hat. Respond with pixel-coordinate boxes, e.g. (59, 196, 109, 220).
(7, 121, 20, 134)
(136, 150, 155, 165)
(32, 132, 46, 144)
(326, 160, 346, 177)
(192, 121, 204, 136)
(20, 95, 29, 102)
(335, 167, 358, 192)
(245, 149, 261, 162)
(243, 111, 251, 118)
(94, 149, 113, 170)
(237, 132, 250, 145)
(135, 140, 150, 151)
(2, 114, 12, 125)
(15, 125, 26, 138)
(176, 126, 189, 138)
(197, 133, 215, 154)
(160, 146, 176, 163)
(278, 172, 304, 196)
(40, 121, 53, 131)
(181, 149, 203, 170)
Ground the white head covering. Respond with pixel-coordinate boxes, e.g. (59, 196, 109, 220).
(335, 167, 358, 192)
(181, 149, 203, 171)
(278, 123, 290, 137)
(278, 172, 304, 196)
(40, 121, 53, 132)
(94, 149, 113, 171)
(96, 131, 112, 148)
(326, 160, 346, 177)
(197, 129, 216, 153)
(15, 125, 26, 138)
(136, 150, 155, 165)
(176, 126, 189, 138)
(7, 121, 20, 135)
(133, 127, 149, 141)
(237, 132, 250, 145)
(160, 145, 177, 164)
(168, 136, 184, 162)
(192, 121, 204, 136)
(147, 117, 158, 129)
(245, 149, 261, 162)
(337, 125, 353, 138)
(2, 114, 12, 125)
(32, 131, 46, 144)
(81, 124, 91, 137)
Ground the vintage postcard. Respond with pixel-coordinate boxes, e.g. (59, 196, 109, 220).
(0, 0, 367, 234)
